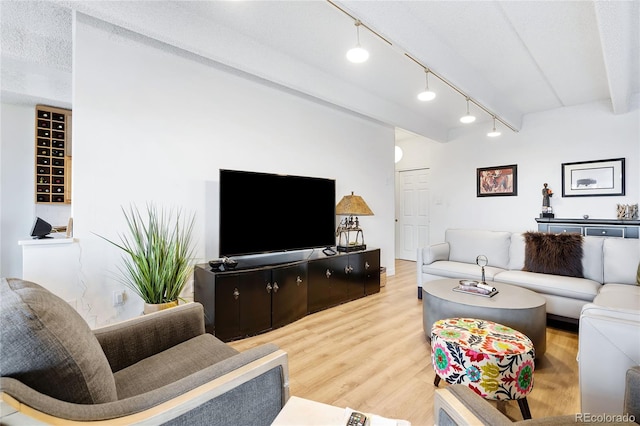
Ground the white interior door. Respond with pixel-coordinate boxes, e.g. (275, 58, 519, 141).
(395, 169, 430, 261)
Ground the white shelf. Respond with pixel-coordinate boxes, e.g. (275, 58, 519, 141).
(18, 235, 76, 246)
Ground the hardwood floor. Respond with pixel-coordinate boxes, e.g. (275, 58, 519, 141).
(229, 260, 580, 425)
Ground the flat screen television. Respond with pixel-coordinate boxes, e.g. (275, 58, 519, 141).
(219, 169, 336, 257)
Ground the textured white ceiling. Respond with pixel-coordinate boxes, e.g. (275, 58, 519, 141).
(1, 0, 638, 142)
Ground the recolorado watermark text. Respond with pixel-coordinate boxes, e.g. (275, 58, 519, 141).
(575, 413, 635, 423)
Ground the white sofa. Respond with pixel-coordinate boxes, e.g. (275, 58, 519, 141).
(416, 228, 640, 321)
(579, 285, 640, 415)
(418, 228, 640, 415)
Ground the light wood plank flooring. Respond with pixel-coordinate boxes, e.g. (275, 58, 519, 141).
(229, 260, 580, 425)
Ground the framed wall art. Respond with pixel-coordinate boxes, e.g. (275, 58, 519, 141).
(561, 158, 625, 197)
(477, 164, 518, 197)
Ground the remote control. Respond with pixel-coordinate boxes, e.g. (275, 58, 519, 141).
(346, 411, 367, 426)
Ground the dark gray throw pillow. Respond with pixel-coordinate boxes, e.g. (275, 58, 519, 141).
(0, 278, 117, 404)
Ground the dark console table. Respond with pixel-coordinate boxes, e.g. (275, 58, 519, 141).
(194, 248, 380, 342)
(535, 218, 639, 239)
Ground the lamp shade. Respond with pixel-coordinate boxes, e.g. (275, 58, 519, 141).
(336, 192, 374, 216)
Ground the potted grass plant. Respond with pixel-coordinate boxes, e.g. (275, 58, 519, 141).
(97, 203, 196, 314)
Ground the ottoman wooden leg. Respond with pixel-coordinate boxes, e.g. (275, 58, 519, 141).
(518, 398, 532, 420)
(434, 375, 441, 387)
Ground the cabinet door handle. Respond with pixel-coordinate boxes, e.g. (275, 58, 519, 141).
(273, 282, 279, 293)
(296, 276, 303, 286)
(325, 269, 332, 278)
(365, 261, 370, 270)
(345, 265, 353, 274)
(233, 288, 240, 300)
(266, 283, 273, 293)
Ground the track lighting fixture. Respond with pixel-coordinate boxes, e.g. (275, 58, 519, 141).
(329, 1, 517, 133)
(417, 68, 436, 101)
(487, 116, 502, 137)
(346, 20, 369, 63)
(460, 98, 476, 124)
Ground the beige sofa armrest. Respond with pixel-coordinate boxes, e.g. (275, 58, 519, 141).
(1, 348, 289, 425)
(93, 303, 206, 372)
(434, 386, 512, 426)
(417, 244, 450, 291)
(579, 304, 640, 415)
(423, 242, 450, 265)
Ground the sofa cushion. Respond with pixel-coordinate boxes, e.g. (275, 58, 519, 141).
(422, 242, 450, 264)
(594, 284, 640, 311)
(445, 229, 511, 269)
(114, 333, 239, 399)
(494, 270, 600, 301)
(582, 237, 605, 283)
(0, 278, 117, 404)
(511, 234, 603, 282)
(423, 261, 505, 282)
(523, 232, 583, 278)
(508, 232, 526, 270)
(603, 238, 640, 285)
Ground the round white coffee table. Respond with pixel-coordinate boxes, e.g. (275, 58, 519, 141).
(422, 279, 547, 357)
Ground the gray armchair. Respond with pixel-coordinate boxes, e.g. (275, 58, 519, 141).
(1, 278, 289, 425)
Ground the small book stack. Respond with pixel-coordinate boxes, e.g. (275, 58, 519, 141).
(453, 280, 499, 298)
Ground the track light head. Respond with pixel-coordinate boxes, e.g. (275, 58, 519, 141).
(417, 90, 436, 102)
(417, 69, 436, 101)
(487, 116, 501, 137)
(460, 115, 476, 124)
(347, 46, 369, 63)
(347, 20, 369, 63)
(460, 98, 476, 123)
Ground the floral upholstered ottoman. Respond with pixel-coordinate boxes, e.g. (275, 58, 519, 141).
(431, 317, 535, 419)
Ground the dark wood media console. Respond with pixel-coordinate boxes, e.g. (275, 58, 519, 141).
(194, 248, 380, 342)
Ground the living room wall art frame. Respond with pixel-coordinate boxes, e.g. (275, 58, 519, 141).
(477, 164, 518, 197)
(561, 158, 625, 197)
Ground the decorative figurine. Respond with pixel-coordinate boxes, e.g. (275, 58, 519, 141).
(542, 183, 553, 212)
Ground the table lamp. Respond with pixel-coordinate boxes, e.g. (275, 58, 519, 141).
(335, 192, 374, 252)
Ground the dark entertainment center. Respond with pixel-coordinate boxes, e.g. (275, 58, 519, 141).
(194, 248, 380, 342)
(195, 168, 380, 342)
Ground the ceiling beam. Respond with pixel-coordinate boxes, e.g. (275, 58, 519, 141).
(594, 0, 639, 114)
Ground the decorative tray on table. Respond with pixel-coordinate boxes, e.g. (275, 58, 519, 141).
(452, 280, 499, 298)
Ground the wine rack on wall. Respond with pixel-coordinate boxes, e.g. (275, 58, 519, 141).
(35, 105, 72, 204)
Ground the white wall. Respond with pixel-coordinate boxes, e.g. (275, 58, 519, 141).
(1, 103, 35, 277)
(397, 100, 639, 243)
(1, 102, 74, 278)
(69, 14, 395, 325)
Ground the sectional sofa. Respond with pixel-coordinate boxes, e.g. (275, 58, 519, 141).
(416, 228, 639, 321)
(418, 228, 640, 415)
